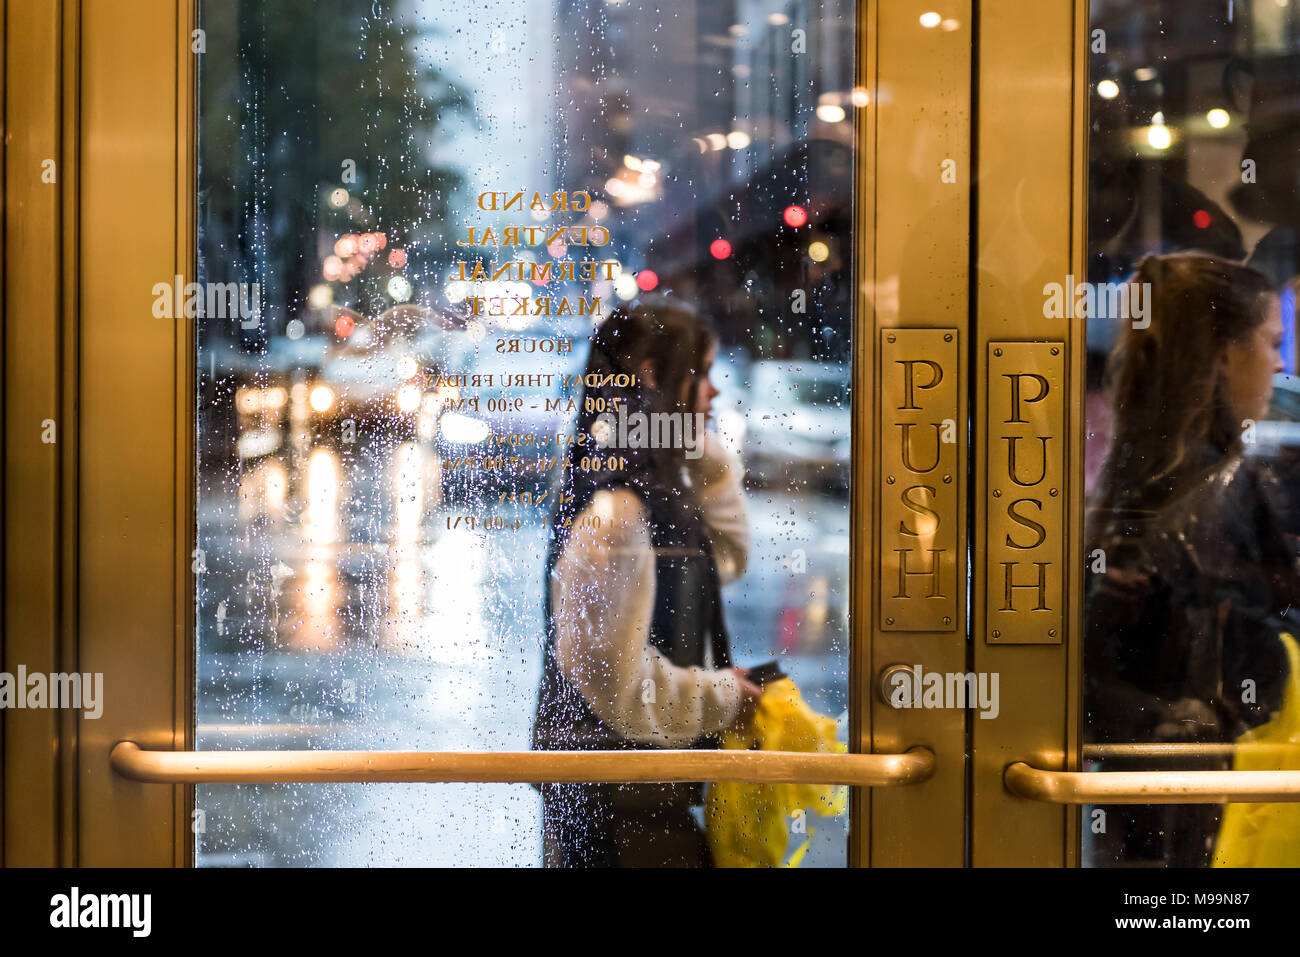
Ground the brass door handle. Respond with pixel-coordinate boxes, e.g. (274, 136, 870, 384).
(111, 741, 936, 786)
(1005, 761, 1300, 804)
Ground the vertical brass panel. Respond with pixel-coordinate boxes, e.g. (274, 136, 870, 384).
(1065, 0, 1088, 869)
(868, 0, 970, 867)
(3, 0, 62, 867)
(848, 0, 877, 869)
(972, 0, 1086, 866)
(174, 0, 196, 868)
(985, 341, 1064, 645)
(879, 329, 960, 633)
(76, 0, 189, 866)
(1, 0, 6, 865)
(1, 0, 7, 867)
(1, 0, 7, 866)
(58, 0, 82, 870)
(172, 0, 197, 869)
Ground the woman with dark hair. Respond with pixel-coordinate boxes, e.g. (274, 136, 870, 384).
(1085, 252, 1298, 866)
(531, 300, 762, 867)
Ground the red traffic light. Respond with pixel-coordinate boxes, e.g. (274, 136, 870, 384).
(783, 205, 808, 228)
(636, 270, 659, 292)
(709, 239, 732, 260)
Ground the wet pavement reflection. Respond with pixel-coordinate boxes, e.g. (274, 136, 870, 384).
(197, 428, 850, 866)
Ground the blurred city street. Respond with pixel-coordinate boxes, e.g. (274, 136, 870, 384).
(196, 417, 850, 865)
(192, 0, 856, 867)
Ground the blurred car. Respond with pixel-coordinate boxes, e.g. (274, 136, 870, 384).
(230, 333, 332, 460)
(266, 332, 329, 375)
(1247, 372, 1300, 457)
(233, 380, 291, 459)
(742, 360, 850, 490)
(315, 332, 423, 422)
(304, 305, 463, 437)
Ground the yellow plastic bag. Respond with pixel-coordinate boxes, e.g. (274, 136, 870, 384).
(1212, 631, 1300, 867)
(705, 677, 847, 868)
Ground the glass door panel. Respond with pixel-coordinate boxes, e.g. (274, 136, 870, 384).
(193, 0, 857, 866)
(57, 0, 1300, 872)
(1083, 0, 1300, 866)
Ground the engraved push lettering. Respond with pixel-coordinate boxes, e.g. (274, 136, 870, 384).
(987, 343, 1064, 643)
(896, 422, 944, 473)
(1000, 561, 1050, 611)
(880, 331, 960, 632)
(894, 548, 946, 599)
(896, 359, 943, 411)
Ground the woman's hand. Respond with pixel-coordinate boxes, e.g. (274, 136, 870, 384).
(686, 432, 729, 486)
(730, 666, 765, 728)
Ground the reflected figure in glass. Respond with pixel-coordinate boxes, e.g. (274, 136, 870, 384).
(532, 301, 763, 867)
(1084, 253, 1296, 866)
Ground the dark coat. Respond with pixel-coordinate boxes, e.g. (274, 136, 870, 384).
(530, 488, 730, 756)
(1084, 446, 1300, 865)
(530, 480, 732, 867)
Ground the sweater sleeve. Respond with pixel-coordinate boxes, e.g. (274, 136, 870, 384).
(686, 436, 750, 584)
(551, 487, 744, 746)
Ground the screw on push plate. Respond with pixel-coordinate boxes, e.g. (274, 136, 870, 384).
(992, 630, 1002, 639)
(887, 334, 897, 343)
(1048, 629, 1057, 638)
(885, 617, 895, 626)
(944, 333, 953, 342)
(1051, 346, 1060, 356)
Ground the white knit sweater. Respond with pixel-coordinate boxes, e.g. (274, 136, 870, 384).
(550, 438, 749, 747)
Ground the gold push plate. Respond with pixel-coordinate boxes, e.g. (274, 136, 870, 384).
(879, 329, 960, 632)
(986, 341, 1065, 644)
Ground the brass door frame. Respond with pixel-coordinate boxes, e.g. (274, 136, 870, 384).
(3, 0, 197, 866)
(74, 0, 198, 867)
(864, 0, 972, 867)
(849, 0, 876, 870)
(3, 0, 84, 867)
(971, 0, 1088, 865)
(5, 0, 1094, 868)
